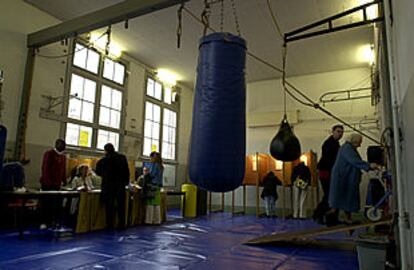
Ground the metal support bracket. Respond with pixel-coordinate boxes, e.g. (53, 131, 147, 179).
(284, 0, 384, 43)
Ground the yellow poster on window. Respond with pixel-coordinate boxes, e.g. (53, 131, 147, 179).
(79, 130, 89, 147)
(151, 144, 157, 152)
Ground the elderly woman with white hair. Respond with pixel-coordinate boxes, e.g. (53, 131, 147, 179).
(327, 133, 379, 225)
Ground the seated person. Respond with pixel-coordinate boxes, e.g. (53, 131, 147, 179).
(68, 164, 101, 191)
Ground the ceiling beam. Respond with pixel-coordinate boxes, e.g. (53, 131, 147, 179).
(27, 0, 189, 48)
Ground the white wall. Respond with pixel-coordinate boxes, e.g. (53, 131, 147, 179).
(0, 0, 59, 154)
(387, 0, 414, 267)
(0, 0, 194, 190)
(212, 67, 378, 213)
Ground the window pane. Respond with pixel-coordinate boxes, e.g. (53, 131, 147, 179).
(73, 44, 86, 69)
(97, 130, 119, 151)
(97, 130, 108, 150)
(103, 58, 114, 80)
(101, 85, 111, 107)
(79, 126, 92, 147)
(86, 49, 99, 74)
(110, 110, 120, 129)
(152, 123, 160, 139)
(154, 105, 161, 122)
(164, 87, 172, 104)
(70, 74, 84, 97)
(144, 120, 153, 138)
(154, 82, 162, 100)
(147, 78, 154, 97)
(65, 123, 92, 148)
(68, 99, 81, 119)
(163, 109, 170, 124)
(81, 102, 94, 122)
(65, 123, 79, 146)
(112, 89, 122, 110)
(170, 129, 176, 143)
(108, 132, 119, 151)
(83, 79, 96, 102)
(172, 112, 177, 127)
(145, 102, 153, 120)
(162, 126, 169, 142)
(143, 138, 152, 156)
(99, 107, 110, 126)
(114, 62, 125, 85)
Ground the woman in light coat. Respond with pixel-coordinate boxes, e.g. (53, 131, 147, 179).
(328, 133, 378, 225)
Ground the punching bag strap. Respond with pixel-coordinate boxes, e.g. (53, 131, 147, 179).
(201, 0, 211, 36)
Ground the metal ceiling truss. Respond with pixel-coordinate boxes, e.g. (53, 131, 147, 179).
(284, 0, 383, 43)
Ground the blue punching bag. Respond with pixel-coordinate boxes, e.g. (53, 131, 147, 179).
(189, 33, 247, 192)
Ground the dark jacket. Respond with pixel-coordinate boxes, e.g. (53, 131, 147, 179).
(96, 152, 130, 199)
(261, 172, 282, 199)
(291, 162, 311, 184)
(317, 135, 340, 171)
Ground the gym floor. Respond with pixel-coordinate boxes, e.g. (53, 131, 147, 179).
(0, 210, 358, 269)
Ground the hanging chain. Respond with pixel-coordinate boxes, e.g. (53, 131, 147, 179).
(282, 43, 288, 119)
(220, 0, 224, 32)
(177, 2, 185, 48)
(105, 25, 112, 56)
(230, 0, 241, 36)
(201, 0, 211, 36)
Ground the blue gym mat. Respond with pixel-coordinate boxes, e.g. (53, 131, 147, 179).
(0, 211, 358, 269)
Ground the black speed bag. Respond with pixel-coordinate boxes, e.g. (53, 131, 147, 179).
(269, 118, 301, 161)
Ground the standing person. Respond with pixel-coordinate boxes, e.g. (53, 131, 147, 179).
(260, 171, 282, 217)
(291, 161, 311, 219)
(39, 139, 67, 229)
(144, 151, 164, 225)
(96, 143, 130, 230)
(313, 125, 344, 224)
(327, 133, 379, 225)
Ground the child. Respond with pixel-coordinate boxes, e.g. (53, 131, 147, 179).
(261, 171, 282, 217)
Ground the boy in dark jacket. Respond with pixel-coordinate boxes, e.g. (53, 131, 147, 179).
(261, 171, 282, 217)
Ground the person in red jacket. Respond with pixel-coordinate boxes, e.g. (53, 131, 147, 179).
(39, 139, 67, 229)
(40, 139, 67, 190)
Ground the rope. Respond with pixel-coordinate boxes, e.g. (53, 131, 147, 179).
(177, 2, 185, 48)
(282, 43, 287, 117)
(201, 0, 211, 36)
(230, 0, 241, 36)
(266, 0, 284, 40)
(220, 0, 224, 32)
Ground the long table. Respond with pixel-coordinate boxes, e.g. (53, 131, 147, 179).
(1, 189, 171, 238)
(0, 190, 80, 239)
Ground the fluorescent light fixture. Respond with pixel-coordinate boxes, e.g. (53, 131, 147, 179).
(157, 69, 180, 87)
(90, 32, 123, 59)
(358, 44, 375, 65)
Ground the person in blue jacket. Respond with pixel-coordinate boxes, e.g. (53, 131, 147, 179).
(144, 151, 164, 224)
(327, 133, 379, 225)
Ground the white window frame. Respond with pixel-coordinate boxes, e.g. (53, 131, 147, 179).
(62, 40, 128, 152)
(142, 75, 179, 161)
